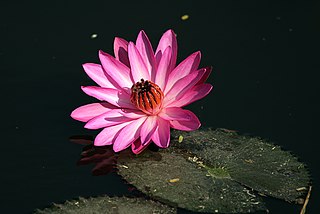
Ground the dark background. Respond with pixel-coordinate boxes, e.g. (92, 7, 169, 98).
(1, 0, 319, 213)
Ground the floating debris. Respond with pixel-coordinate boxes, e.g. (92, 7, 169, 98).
(90, 33, 98, 39)
(296, 187, 308, 191)
(181, 14, 189, 21)
(119, 164, 129, 169)
(178, 135, 184, 143)
(169, 178, 180, 183)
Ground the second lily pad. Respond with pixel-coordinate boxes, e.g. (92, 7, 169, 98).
(34, 196, 176, 214)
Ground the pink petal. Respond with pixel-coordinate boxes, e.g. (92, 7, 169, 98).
(154, 46, 172, 90)
(113, 117, 147, 152)
(81, 86, 135, 109)
(132, 139, 151, 154)
(114, 37, 130, 67)
(196, 66, 212, 85)
(168, 84, 213, 107)
(170, 111, 201, 131)
(128, 42, 151, 82)
(163, 68, 206, 107)
(71, 102, 116, 122)
(94, 122, 130, 146)
(118, 109, 146, 119)
(155, 29, 177, 72)
(158, 107, 193, 121)
(152, 117, 170, 148)
(84, 109, 133, 130)
(140, 116, 157, 146)
(136, 30, 156, 80)
(82, 63, 117, 89)
(99, 50, 133, 89)
(164, 51, 201, 94)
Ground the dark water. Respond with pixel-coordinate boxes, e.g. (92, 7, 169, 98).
(1, 0, 319, 213)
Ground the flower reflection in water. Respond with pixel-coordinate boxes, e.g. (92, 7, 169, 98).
(70, 135, 117, 176)
(70, 135, 160, 176)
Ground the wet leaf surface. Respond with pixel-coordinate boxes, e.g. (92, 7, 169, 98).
(118, 151, 265, 213)
(117, 129, 310, 213)
(171, 129, 310, 203)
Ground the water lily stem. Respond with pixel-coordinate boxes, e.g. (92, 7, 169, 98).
(300, 186, 312, 214)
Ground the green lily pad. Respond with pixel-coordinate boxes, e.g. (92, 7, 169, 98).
(117, 151, 266, 213)
(34, 196, 176, 214)
(171, 128, 310, 202)
(117, 129, 310, 213)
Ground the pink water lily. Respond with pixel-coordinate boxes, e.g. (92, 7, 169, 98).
(71, 29, 213, 154)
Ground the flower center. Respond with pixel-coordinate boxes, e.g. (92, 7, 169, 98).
(130, 79, 164, 115)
